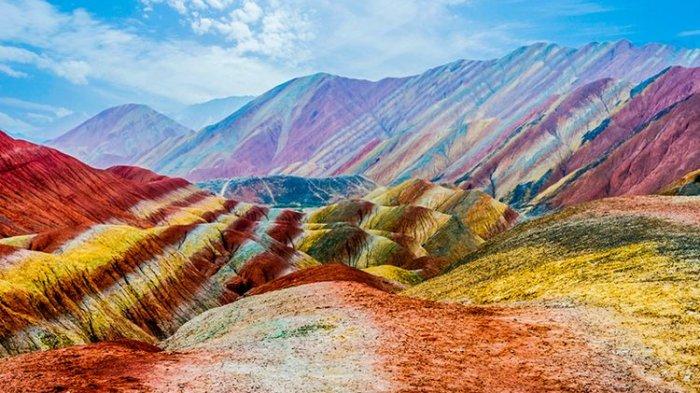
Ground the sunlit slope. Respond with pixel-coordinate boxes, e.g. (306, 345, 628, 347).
(0, 200, 317, 356)
(301, 179, 518, 270)
(0, 133, 519, 358)
(405, 195, 700, 389)
(0, 169, 517, 357)
(365, 178, 518, 239)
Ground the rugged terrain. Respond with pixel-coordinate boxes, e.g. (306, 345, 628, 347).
(0, 280, 677, 392)
(0, 132, 516, 358)
(406, 195, 700, 390)
(136, 42, 699, 212)
(1, 39, 699, 393)
(198, 174, 376, 207)
(0, 130, 697, 391)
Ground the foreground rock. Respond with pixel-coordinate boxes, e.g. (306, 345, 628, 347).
(406, 195, 700, 390)
(0, 281, 674, 393)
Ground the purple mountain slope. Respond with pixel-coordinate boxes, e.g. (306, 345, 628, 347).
(143, 41, 698, 198)
(50, 104, 193, 168)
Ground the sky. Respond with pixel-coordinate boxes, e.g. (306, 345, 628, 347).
(0, 0, 698, 140)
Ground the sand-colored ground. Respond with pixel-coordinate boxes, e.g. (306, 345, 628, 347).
(0, 281, 676, 392)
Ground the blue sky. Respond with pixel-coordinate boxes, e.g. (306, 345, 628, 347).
(0, 0, 698, 139)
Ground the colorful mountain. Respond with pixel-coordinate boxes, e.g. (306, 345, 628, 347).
(50, 104, 193, 168)
(1, 129, 696, 391)
(171, 95, 255, 130)
(0, 131, 194, 237)
(405, 195, 700, 390)
(521, 66, 700, 211)
(0, 281, 678, 392)
(198, 174, 376, 207)
(140, 42, 699, 207)
(1, 39, 699, 393)
(0, 134, 515, 357)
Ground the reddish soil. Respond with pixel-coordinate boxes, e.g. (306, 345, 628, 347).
(0, 281, 675, 392)
(247, 263, 402, 296)
(106, 165, 177, 183)
(552, 93, 699, 207)
(355, 288, 672, 392)
(0, 340, 176, 393)
(401, 256, 451, 279)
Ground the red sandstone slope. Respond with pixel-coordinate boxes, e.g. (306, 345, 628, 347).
(0, 282, 674, 392)
(247, 263, 402, 295)
(532, 67, 700, 208)
(560, 66, 699, 181)
(0, 131, 190, 237)
(545, 93, 700, 207)
(106, 165, 176, 183)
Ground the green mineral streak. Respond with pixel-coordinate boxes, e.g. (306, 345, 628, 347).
(267, 322, 336, 339)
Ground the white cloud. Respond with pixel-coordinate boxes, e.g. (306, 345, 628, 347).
(678, 30, 700, 37)
(0, 110, 35, 133)
(0, 97, 73, 118)
(232, 1, 263, 24)
(0, 0, 302, 103)
(25, 112, 54, 122)
(145, 0, 312, 61)
(0, 64, 27, 78)
(289, 0, 525, 79)
(0, 0, 615, 107)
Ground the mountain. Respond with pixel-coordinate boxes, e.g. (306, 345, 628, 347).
(0, 130, 695, 391)
(406, 195, 700, 390)
(0, 131, 193, 237)
(0, 135, 514, 357)
(144, 73, 406, 179)
(1, 197, 687, 392)
(142, 41, 699, 206)
(2, 280, 668, 393)
(50, 104, 193, 168)
(172, 96, 254, 130)
(197, 174, 377, 207)
(462, 65, 700, 211)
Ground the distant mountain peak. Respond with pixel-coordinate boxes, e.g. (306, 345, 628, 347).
(172, 95, 254, 130)
(49, 103, 192, 168)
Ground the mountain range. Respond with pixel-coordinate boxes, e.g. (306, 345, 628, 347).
(1, 39, 699, 392)
(0, 129, 696, 390)
(0, 131, 516, 353)
(141, 42, 698, 189)
(46, 40, 698, 213)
